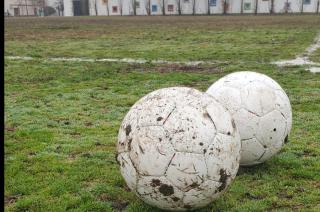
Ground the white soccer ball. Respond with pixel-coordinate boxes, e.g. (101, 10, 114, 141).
(117, 87, 241, 211)
(206, 71, 292, 166)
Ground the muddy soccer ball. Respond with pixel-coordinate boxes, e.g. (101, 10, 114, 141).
(206, 71, 292, 166)
(116, 87, 241, 211)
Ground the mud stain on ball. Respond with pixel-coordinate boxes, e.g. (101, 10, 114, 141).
(125, 125, 131, 136)
(171, 197, 180, 202)
(157, 117, 163, 121)
(159, 184, 174, 196)
(151, 179, 161, 187)
(128, 138, 132, 151)
(218, 169, 229, 192)
(190, 182, 200, 189)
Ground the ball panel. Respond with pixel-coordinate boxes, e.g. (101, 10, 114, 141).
(205, 133, 241, 182)
(260, 74, 283, 91)
(257, 110, 287, 150)
(241, 82, 276, 116)
(164, 105, 216, 154)
(182, 187, 214, 209)
(258, 146, 281, 163)
(199, 179, 222, 199)
(240, 138, 265, 166)
(137, 176, 184, 211)
(137, 98, 176, 127)
(233, 108, 260, 140)
(117, 153, 138, 191)
(206, 102, 237, 136)
(207, 86, 242, 115)
(206, 71, 292, 166)
(129, 126, 175, 176)
(166, 152, 207, 192)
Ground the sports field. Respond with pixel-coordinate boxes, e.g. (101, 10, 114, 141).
(4, 15, 320, 211)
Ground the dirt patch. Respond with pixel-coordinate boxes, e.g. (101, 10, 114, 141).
(81, 153, 93, 158)
(98, 194, 129, 211)
(5, 195, 21, 205)
(84, 121, 93, 127)
(302, 149, 317, 157)
(277, 191, 293, 199)
(268, 202, 304, 211)
(111, 200, 129, 211)
(123, 63, 224, 73)
(5, 127, 16, 132)
(95, 141, 105, 146)
(153, 64, 223, 73)
(244, 192, 264, 200)
(69, 131, 81, 138)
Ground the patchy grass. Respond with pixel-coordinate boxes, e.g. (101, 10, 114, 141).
(310, 48, 320, 63)
(4, 16, 320, 211)
(4, 16, 320, 62)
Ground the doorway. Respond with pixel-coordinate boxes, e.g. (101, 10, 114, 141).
(14, 8, 20, 16)
(73, 0, 89, 16)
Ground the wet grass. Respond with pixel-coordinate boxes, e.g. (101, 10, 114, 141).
(4, 16, 320, 211)
(310, 48, 320, 63)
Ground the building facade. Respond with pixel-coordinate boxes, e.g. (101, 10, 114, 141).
(63, 0, 320, 16)
(5, 0, 320, 16)
(4, 0, 64, 16)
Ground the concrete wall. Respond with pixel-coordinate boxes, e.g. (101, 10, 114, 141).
(5, 0, 63, 16)
(274, 0, 302, 13)
(64, 0, 73, 15)
(47, 0, 62, 16)
(257, 0, 271, 14)
(63, 0, 320, 16)
(5, 0, 39, 16)
(5, 0, 10, 15)
(303, 0, 319, 12)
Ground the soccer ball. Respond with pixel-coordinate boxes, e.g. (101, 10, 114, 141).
(117, 87, 241, 211)
(206, 71, 292, 166)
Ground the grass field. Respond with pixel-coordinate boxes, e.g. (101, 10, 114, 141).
(4, 16, 320, 211)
